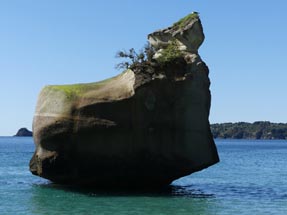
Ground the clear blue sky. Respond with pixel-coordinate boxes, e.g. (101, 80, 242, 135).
(0, 0, 286, 135)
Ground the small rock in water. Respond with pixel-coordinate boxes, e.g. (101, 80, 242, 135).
(15, 128, 32, 137)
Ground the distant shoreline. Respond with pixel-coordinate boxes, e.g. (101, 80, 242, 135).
(7, 122, 287, 140)
(211, 121, 287, 140)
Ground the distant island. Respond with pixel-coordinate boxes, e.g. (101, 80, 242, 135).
(211, 121, 287, 140)
(15, 128, 32, 137)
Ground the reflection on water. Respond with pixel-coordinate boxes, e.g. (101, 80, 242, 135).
(32, 183, 215, 198)
(29, 183, 219, 215)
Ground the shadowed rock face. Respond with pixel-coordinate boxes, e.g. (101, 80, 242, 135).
(30, 12, 219, 188)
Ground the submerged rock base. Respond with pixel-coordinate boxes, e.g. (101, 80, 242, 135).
(30, 12, 219, 188)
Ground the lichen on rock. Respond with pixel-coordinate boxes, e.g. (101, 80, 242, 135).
(29, 12, 219, 188)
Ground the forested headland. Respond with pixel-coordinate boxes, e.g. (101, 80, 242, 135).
(211, 121, 287, 139)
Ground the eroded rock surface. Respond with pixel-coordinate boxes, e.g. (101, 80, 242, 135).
(30, 12, 219, 188)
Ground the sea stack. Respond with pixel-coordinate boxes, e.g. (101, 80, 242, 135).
(15, 128, 32, 137)
(30, 12, 219, 188)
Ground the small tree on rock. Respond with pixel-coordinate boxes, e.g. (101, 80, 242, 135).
(115, 43, 155, 70)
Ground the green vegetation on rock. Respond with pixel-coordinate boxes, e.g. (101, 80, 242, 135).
(173, 12, 199, 30)
(49, 84, 87, 99)
(156, 39, 183, 64)
(211, 121, 287, 140)
(47, 75, 119, 99)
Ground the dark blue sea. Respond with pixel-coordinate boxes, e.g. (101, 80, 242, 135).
(0, 137, 287, 214)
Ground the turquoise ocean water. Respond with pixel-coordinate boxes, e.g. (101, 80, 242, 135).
(0, 137, 286, 214)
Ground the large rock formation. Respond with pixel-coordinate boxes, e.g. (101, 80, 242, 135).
(30, 12, 219, 188)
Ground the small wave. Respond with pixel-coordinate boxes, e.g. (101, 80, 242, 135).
(170, 185, 215, 198)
